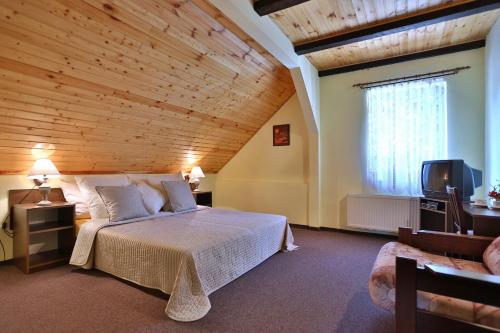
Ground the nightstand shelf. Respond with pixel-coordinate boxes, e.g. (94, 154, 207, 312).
(29, 221, 74, 234)
(29, 249, 72, 270)
(13, 202, 75, 273)
(192, 191, 212, 207)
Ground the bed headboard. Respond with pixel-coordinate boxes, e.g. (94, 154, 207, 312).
(7, 188, 66, 229)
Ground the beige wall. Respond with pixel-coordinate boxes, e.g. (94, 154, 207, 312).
(215, 94, 309, 225)
(320, 49, 486, 229)
(0, 176, 37, 260)
(486, 18, 500, 192)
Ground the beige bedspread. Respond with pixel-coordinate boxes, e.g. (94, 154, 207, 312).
(70, 207, 296, 321)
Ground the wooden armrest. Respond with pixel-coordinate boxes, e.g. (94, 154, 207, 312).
(419, 263, 500, 307)
(425, 264, 500, 286)
(396, 256, 500, 333)
(396, 256, 500, 308)
(398, 227, 494, 257)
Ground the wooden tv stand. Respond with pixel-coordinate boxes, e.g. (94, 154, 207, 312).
(419, 197, 453, 232)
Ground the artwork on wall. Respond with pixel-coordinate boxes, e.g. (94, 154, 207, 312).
(273, 124, 290, 146)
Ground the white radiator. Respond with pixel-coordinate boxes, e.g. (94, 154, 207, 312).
(347, 194, 420, 233)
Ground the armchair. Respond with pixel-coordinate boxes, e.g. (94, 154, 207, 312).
(369, 227, 500, 332)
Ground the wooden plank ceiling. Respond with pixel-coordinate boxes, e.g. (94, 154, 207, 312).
(268, 0, 500, 70)
(0, 0, 295, 174)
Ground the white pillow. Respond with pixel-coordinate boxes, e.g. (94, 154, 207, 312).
(59, 179, 91, 219)
(161, 180, 197, 212)
(95, 185, 150, 222)
(75, 175, 130, 219)
(127, 173, 183, 211)
(127, 172, 184, 190)
(136, 181, 165, 214)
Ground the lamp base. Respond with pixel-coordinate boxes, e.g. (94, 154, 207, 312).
(37, 200, 53, 206)
(37, 184, 52, 206)
(191, 179, 201, 192)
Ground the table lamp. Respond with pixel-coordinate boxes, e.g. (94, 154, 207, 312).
(189, 166, 205, 192)
(27, 158, 60, 206)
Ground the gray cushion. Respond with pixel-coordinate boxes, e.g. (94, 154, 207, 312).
(95, 184, 150, 222)
(161, 180, 197, 212)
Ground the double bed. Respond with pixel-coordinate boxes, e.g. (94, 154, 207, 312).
(70, 206, 296, 321)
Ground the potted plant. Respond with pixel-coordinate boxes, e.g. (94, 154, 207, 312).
(487, 183, 500, 209)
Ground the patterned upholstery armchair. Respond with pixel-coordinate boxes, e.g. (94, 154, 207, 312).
(369, 227, 500, 333)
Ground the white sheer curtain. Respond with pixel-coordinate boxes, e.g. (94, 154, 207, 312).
(364, 78, 447, 196)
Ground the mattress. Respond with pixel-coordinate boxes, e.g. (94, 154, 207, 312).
(74, 218, 91, 236)
(70, 207, 296, 321)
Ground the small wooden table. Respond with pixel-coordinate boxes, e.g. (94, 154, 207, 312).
(192, 191, 212, 207)
(463, 204, 500, 237)
(13, 202, 75, 273)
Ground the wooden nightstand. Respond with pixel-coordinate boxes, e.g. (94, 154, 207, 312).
(192, 191, 212, 207)
(13, 202, 75, 274)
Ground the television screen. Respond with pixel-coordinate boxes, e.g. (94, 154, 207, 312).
(422, 162, 450, 193)
(422, 159, 482, 200)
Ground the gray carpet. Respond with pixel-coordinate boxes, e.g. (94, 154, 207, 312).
(0, 228, 394, 333)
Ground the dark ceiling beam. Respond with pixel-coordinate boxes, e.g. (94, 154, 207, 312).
(254, 0, 311, 16)
(296, 0, 500, 55)
(318, 40, 485, 77)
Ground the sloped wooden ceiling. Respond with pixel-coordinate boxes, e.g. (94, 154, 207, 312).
(0, 0, 295, 174)
(268, 0, 500, 70)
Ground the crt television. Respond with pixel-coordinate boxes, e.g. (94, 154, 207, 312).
(421, 159, 482, 201)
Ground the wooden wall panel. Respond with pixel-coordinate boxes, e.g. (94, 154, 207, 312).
(269, 0, 470, 44)
(309, 9, 500, 70)
(0, 0, 295, 174)
(268, 0, 500, 70)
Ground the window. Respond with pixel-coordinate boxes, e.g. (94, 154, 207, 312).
(364, 78, 447, 196)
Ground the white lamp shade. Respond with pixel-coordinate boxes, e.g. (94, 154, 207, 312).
(189, 166, 205, 179)
(27, 159, 60, 179)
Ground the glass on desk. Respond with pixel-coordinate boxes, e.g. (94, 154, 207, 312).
(487, 198, 500, 210)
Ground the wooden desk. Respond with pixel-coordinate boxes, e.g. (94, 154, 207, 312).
(463, 204, 500, 237)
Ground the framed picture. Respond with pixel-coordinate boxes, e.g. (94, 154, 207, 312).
(273, 124, 290, 146)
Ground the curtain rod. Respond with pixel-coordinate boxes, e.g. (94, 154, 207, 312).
(353, 66, 470, 89)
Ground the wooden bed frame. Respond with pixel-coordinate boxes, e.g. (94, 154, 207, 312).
(395, 227, 500, 333)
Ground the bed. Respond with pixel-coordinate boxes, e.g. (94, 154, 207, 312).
(70, 206, 296, 322)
